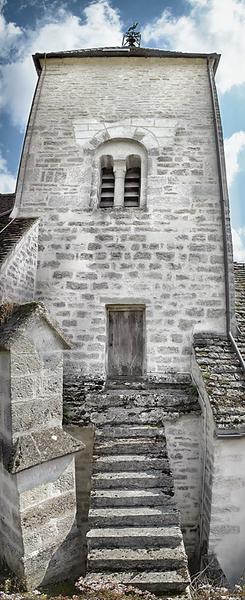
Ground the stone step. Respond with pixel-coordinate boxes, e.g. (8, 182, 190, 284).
(88, 506, 180, 527)
(90, 489, 175, 508)
(87, 526, 182, 550)
(88, 543, 187, 571)
(96, 425, 166, 439)
(95, 437, 167, 456)
(87, 569, 190, 593)
(93, 455, 170, 473)
(92, 410, 166, 427)
(91, 471, 173, 490)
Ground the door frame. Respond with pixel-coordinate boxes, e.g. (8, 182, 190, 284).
(105, 304, 146, 380)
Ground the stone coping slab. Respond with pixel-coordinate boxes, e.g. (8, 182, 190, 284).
(8, 427, 84, 473)
(194, 333, 245, 431)
(0, 217, 37, 266)
(0, 301, 71, 350)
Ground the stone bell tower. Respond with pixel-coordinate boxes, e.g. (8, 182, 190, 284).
(13, 42, 234, 383)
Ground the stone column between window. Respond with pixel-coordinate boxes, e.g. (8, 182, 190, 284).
(113, 159, 126, 208)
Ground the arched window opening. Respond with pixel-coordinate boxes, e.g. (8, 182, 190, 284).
(124, 155, 141, 207)
(100, 155, 114, 208)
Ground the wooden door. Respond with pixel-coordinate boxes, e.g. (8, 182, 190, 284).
(107, 307, 144, 379)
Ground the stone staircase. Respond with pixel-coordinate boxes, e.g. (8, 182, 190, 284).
(87, 423, 190, 595)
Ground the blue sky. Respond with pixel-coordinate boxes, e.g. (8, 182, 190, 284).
(0, 0, 245, 259)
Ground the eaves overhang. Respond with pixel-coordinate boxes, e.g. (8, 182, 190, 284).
(32, 47, 220, 76)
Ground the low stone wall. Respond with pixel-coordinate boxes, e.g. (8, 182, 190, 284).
(191, 347, 216, 559)
(65, 425, 95, 573)
(165, 413, 202, 571)
(209, 436, 245, 585)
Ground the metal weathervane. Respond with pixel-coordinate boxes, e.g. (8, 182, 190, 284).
(122, 22, 141, 47)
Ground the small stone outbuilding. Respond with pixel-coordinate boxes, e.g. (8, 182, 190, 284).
(0, 302, 84, 589)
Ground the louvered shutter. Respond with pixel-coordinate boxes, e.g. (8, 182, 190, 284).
(100, 167, 114, 207)
(124, 167, 140, 207)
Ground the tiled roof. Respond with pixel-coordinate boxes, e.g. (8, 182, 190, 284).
(0, 302, 71, 350)
(0, 193, 15, 217)
(0, 217, 38, 266)
(194, 334, 245, 432)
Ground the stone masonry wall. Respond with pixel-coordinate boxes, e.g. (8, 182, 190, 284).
(0, 224, 38, 304)
(10, 331, 63, 441)
(0, 353, 23, 576)
(165, 413, 202, 571)
(0, 463, 23, 578)
(208, 437, 245, 585)
(15, 56, 229, 377)
(16, 455, 82, 588)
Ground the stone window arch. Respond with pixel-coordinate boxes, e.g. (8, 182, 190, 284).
(95, 139, 147, 209)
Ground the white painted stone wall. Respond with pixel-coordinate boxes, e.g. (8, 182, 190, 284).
(209, 436, 245, 585)
(191, 348, 245, 584)
(15, 56, 229, 377)
(165, 413, 202, 569)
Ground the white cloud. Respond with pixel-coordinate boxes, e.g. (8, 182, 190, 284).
(0, 152, 16, 193)
(224, 131, 245, 187)
(232, 227, 245, 262)
(142, 0, 245, 94)
(0, 12, 22, 59)
(0, 0, 123, 129)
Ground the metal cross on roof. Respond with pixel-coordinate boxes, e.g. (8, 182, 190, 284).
(122, 22, 141, 47)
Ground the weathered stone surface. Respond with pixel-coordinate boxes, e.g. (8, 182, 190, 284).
(88, 506, 180, 528)
(193, 334, 245, 430)
(87, 526, 182, 549)
(87, 569, 190, 593)
(91, 488, 175, 508)
(87, 421, 189, 594)
(88, 544, 187, 570)
(0, 219, 38, 304)
(9, 428, 83, 473)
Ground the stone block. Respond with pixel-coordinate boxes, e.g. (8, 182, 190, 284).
(20, 491, 76, 530)
(11, 397, 62, 435)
